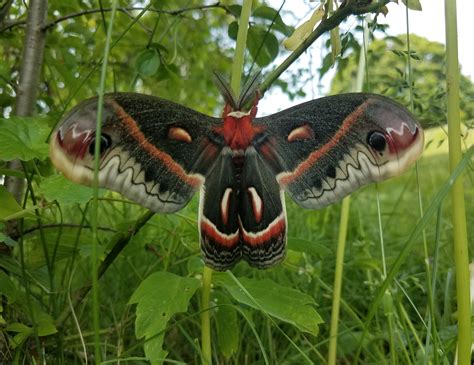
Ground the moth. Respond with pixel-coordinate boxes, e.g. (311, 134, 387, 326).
(49, 73, 424, 270)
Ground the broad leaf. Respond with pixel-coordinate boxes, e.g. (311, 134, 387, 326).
(287, 237, 332, 257)
(252, 6, 293, 36)
(215, 275, 322, 336)
(227, 4, 242, 17)
(283, 5, 324, 51)
(0, 186, 24, 221)
(247, 25, 279, 67)
(39, 174, 105, 205)
(228, 21, 238, 40)
(136, 49, 161, 77)
(0, 232, 16, 247)
(0, 117, 50, 161)
(6, 322, 33, 348)
(129, 271, 200, 364)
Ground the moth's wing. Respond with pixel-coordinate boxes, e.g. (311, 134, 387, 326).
(199, 148, 241, 271)
(50, 93, 223, 213)
(239, 147, 286, 269)
(253, 93, 424, 209)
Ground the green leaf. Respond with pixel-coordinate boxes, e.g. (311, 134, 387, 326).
(0, 271, 20, 301)
(136, 49, 161, 77)
(330, 26, 341, 64)
(0, 186, 24, 221)
(401, 0, 422, 11)
(6, 322, 33, 348)
(228, 21, 238, 41)
(252, 5, 293, 36)
(283, 5, 324, 51)
(319, 53, 334, 79)
(129, 271, 200, 364)
(156, 63, 180, 82)
(287, 237, 332, 257)
(0, 231, 16, 247)
(0, 117, 50, 161)
(38, 174, 105, 205)
(6, 322, 32, 333)
(215, 275, 323, 336)
(227, 4, 242, 17)
(214, 292, 239, 358)
(0, 271, 57, 337)
(247, 26, 279, 67)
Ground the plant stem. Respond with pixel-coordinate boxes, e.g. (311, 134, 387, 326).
(91, 1, 118, 363)
(200, 2, 253, 363)
(230, 0, 253, 94)
(200, 266, 213, 365)
(327, 196, 350, 365)
(444, 1, 472, 363)
(327, 17, 368, 364)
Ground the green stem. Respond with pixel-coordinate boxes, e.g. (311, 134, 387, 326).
(230, 0, 253, 94)
(327, 196, 350, 365)
(200, 1, 253, 364)
(200, 266, 213, 365)
(404, 8, 438, 361)
(444, 0, 472, 363)
(91, 1, 118, 363)
(327, 17, 368, 364)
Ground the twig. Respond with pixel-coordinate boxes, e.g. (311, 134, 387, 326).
(260, 0, 390, 95)
(0, 3, 225, 33)
(55, 210, 155, 328)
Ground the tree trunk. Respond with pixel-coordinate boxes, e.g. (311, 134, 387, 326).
(4, 0, 48, 203)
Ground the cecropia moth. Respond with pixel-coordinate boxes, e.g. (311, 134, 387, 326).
(50, 73, 423, 270)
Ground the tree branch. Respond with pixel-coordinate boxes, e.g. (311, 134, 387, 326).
(260, 0, 390, 95)
(0, 0, 13, 25)
(0, 3, 226, 33)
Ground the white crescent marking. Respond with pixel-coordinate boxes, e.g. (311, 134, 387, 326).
(247, 187, 263, 223)
(220, 188, 233, 225)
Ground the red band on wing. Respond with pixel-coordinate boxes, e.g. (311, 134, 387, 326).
(201, 217, 239, 248)
(278, 101, 369, 186)
(110, 100, 202, 187)
(240, 213, 286, 246)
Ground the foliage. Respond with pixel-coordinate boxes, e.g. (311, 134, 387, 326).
(0, 0, 472, 364)
(129, 271, 200, 363)
(0, 117, 50, 161)
(330, 34, 474, 128)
